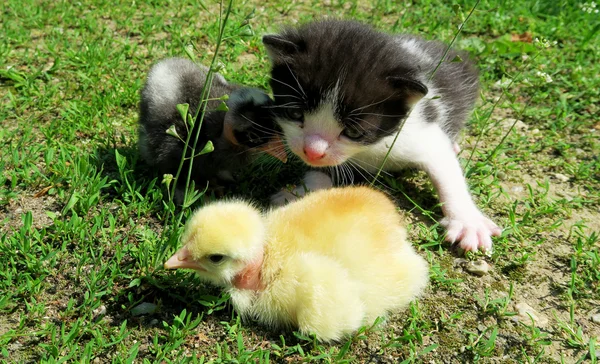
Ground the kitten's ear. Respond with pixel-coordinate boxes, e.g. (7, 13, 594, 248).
(262, 34, 302, 61)
(387, 76, 428, 105)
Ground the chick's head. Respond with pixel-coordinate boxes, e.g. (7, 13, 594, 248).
(164, 200, 266, 287)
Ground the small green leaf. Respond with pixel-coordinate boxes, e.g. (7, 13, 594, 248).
(219, 94, 229, 101)
(115, 149, 126, 172)
(125, 342, 140, 364)
(450, 54, 463, 62)
(176, 103, 189, 124)
(216, 101, 229, 112)
(239, 26, 254, 37)
(583, 22, 600, 45)
(419, 343, 439, 355)
(128, 278, 142, 288)
(166, 125, 180, 139)
(22, 211, 33, 231)
(212, 61, 225, 73)
(199, 140, 214, 156)
(62, 192, 79, 214)
(184, 45, 196, 61)
(197, 0, 208, 11)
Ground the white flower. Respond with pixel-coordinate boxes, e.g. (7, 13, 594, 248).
(580, 1, 598, 13)
(533, 37, 558, 49)
(535, 71, 553, 83)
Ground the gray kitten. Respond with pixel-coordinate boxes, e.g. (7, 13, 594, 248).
(138, 58, 286, 201)
(263, 20, 501, 253)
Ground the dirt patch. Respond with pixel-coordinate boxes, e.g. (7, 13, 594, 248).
(0, 192, 60, 233)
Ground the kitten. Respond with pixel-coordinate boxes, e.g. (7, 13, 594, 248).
(138, 57, 286, 202)
(262, 20, 501, 253)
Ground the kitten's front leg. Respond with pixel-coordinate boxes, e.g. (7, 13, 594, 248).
(407, 128, 501, 252)
(421, 144, 501, 253)
(271, 170, 333, 206)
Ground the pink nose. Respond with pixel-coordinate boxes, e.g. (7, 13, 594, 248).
(304, 147, 325, 161)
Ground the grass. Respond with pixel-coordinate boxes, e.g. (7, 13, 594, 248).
(1, 0, 599, 362)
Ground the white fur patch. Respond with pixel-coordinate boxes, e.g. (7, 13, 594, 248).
(270, 171, 333, 206)
(304, 102, 342, 138)
(398, 38, 434, 63)
(147, 61, 180, 105)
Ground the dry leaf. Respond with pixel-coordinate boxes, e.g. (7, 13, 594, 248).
(511, 32, 533, 43)
(34, 185, 53, 198)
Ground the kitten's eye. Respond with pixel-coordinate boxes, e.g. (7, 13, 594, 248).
(246, 131, 262, 145)
(285, 109, 304, 122)
(342, 125, 364, 139)
(208, 254, 226, 264)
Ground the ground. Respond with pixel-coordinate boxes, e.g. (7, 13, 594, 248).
(1, 0, 599, 363)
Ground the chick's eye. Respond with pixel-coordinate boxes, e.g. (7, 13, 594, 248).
(208, 254, 225, 264)
(285, 109, 304, 122)
(343, 125, 364, 139)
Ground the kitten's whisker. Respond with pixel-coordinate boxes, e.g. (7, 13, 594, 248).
(238, 114, 284, 135)
(256, 157, 281, 171)
(270, 77, 306, 100)
(263, 103, 303, 109)
(245, 145, 287, 156)
(345, 161, 393, 196)
(284, 62, 307, 99)
(342, 163, 354, 185)
(351, 112, 407, 118)
(347, 158, 393, 177)
(347, 94, 395, 116)
(330, 166, 338, 186)
(351, 117, 389, 133)
(339, 164, 348, 185)
(351, 121, 370, 134)
(271, 93, 303, 100)
(337, 164, 345, 185)
(238, 141, 287, 154)
(347, 164, 355, 184)
(346, 161, 377, 183)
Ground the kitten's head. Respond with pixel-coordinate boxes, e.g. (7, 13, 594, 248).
(262, 20, 428, 167)
(224, 87, 287, 162)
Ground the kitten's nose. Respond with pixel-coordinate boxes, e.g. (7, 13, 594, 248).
(304, 147, 325, 161)
(304, 135, 328, 162)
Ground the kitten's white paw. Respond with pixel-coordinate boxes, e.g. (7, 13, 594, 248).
(270, 171, 333, 207)
(271, 190, 299, 207)
(441, 210, 501, 253)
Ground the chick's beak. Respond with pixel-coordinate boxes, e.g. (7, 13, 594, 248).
(164, 245, 206, 271)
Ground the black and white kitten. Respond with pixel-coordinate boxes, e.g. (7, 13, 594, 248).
(262, 20, 501, 253)
(138, 57, 286, 202)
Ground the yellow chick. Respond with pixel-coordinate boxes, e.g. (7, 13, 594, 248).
(164, 186, 429, 342)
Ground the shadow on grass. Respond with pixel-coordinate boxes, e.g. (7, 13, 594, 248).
(92, 142, 303, 209)
(379, 169, 451, 252)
